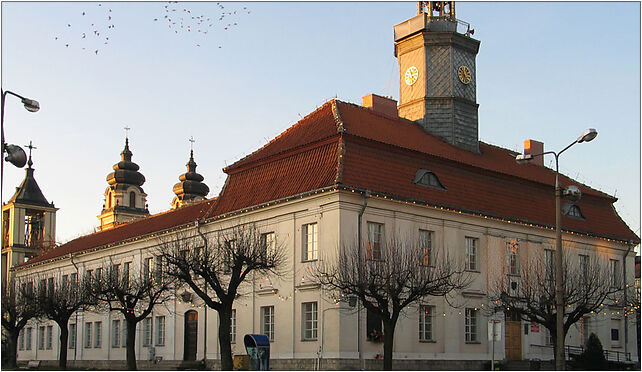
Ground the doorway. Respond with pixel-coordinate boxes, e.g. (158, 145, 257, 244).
(184, 310, 198, 361)
(505, 310, 522, 360)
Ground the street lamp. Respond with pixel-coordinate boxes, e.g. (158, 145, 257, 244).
(1, 89, 40, 246)
(515, 128, 597, 370)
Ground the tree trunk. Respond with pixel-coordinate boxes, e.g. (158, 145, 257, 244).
(382, 319, 397, 371)
(126, 318, 138, 371)
(57, 322, 69, 370)
(6, 329, 19, 369)
(218, 307, 234, 371)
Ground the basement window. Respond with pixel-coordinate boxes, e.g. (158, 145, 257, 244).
(563, 204, 585, 220)
(413, 169, 446, 190)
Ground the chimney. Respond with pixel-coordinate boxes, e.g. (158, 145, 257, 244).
(524, 139, 544, 166)
(362, 94, 397, 118)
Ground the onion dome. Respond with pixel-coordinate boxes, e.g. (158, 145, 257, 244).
(172, 150, 209, 207)
(106, 138, 145, 187)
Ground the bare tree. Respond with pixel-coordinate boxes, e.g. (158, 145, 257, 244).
(312, 236, 470, 370)
(28, 272, 95, 370)
(158, 223, 287, 371)
(489, 251, 622, 367)
(1, 276, 40, 369)
(88, 259, 174, 370)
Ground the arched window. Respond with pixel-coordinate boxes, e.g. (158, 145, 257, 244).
(413, 169, 447, 190)
(130, 191, 136, 208)
(563, 203, 585, 220)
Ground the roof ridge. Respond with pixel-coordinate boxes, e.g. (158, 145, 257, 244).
(224, 100, 335, 172)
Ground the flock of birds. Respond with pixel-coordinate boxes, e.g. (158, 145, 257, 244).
(55, 2, 251, 54)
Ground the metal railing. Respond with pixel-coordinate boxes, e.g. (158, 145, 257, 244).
(530, 344, 632, 363)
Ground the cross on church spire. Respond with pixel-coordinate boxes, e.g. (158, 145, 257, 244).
(189, 136, 195, 151)
(25, 140, 37, 168)
(124, 126, 131, 139)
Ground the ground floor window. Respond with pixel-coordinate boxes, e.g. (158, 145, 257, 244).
(69, 324, 76, 349)
(302, 302, 318, 340)
(112, 320, 121, 348)
(26, 327, 32, 350)
(46, 325, 53, 350)
(155, 316, 165, 346)
(230, 310, 236, 344)
(143, 318, 152, 346)
(419, 305, 434, 341)
(261, 306, 274, 341)
(366, 308, 383, 342)
(84, 322, 92, 348)
(94, 322, 102, 348)
(465, 308, 478, 343)
(38, 326, 45, 350)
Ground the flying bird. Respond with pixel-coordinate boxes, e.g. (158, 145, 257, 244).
(82, 11, 86, 15)
(95, 50, 99, 54)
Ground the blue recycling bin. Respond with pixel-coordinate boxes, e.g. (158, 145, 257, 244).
(244, 334, 270, 370)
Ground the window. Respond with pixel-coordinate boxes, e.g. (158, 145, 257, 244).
(563, 203, 585, 219)
(143, 318, 152, 346)
(419, 305, 434, 341)
(143, 258, 153, 280)
(366, 308, 383, 341)
(26, 327, 32, 350)
(302, 302, 318, 340)
(112, 320, 121, 348)
(111, 264, 120, 282)
(413, 169, 446, 190)
(465, 308, 478, 343)
(224, 240, 236, 273)
(46, 325, 53, 350)
(230, 310, 236, 344)
(155, 316, 165, 346)
(123, 262, 130, 288)
(39, 278, 46, 296)
(302, 223, 318, 261)
(506, 239, 519, 275)
(95, 268, 102, 280)
(546, 329, 554, 346)
(85, 269, 93, 284)
(367, 222, 384, 260)
(155, 256, 163, 281)
(19, 328, 25, 350)
(70, 273, 78, 285)
(62, 274, 69, 287)
(610, 259, 621, 288)
(261, 232, 276, 260)
(38, 326, 45, 350)
(579, 254, 589, 280)
(94, 321, 102, 348)
(122, 320, 128, 348)
(580, 317, 590, 346)
(129, 191, 136, 208)
(611, 319, 621, 347)
(544, 250, 555, 283)
(47, 277, 54, 297)
(69, 324, 76, 349)
(84, 322, 92, 348)
(465, 237, 478, 271)
(261, 306, 274, 341)
(419, 230, 433, 266)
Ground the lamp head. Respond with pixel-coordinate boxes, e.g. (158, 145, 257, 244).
(4, 144, 27, 168)
(515, 153, 533, 164)
(563, 185, 582, 203)
(21, 98, 39, 113)
(577, 128, 597, 143)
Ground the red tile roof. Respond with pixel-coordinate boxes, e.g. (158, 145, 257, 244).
(16, 99, 638, 270)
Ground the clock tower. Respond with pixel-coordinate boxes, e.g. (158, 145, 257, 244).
(394, 1, 481, 152)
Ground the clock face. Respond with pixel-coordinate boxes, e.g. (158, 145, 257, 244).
(404, 66, 419, 86)
(458, 65, 472, 84)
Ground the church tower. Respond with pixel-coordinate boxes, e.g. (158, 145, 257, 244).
(97, 136, 149, 231)
(394, 1, 481, 152)
(171, 145, 209, 209)
(2, 143, 57, 287)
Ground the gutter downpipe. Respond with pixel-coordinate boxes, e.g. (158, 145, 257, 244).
(70, 253, 79, 362)
(196, 220, 208, 364)
(622, 242, 633, 360)
(357, 191, 369, 371)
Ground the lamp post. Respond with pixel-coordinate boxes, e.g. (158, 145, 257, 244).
(1, 89, 40, 238)
(515, 128, 597, 370)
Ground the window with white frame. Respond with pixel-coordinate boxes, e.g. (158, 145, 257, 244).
(155, 316, 165, 346)
(465, 237, 478, 271)
(19, 328, 25, 350)
(84, 322, 92, 348)
(230, 309, 236, 344)
(579, 254, 589, 281)
(302, 223, 318, 261)
(155, 256, 163, 281)
(46, 325, 53, 350)
(26, 327, 32, 350)
(94, 321, 102, 348)
(419, 230, 433, 266)
(123, 262, 130, 288)
(367, 222, 384, 260)
(261, 306, 274, 341)
(419, 305, 434, 341)
(112, 320, 121, 348)
(506, 239, 519, 275)
(302, 302, 318, 340)
(464, 308, 478, 343)
(261, 232, 276, 260)
(38, 326, 45, 350)
(609, 259, 621, 289)
(144, 258, 153, 280)
(143, 318, 152, 346)
(69, 324, 76, 349)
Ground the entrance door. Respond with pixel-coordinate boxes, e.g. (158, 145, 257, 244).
(184, 311, 198, 361)
(505, 310, 522, 360)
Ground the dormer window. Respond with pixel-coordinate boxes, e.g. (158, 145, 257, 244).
(413, 169, 446, 190)
(563, 203, 585, 220)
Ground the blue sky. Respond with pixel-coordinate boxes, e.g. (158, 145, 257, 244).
(1, 1, 639, 244)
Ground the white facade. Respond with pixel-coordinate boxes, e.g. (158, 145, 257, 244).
(13, 190, 637, 366)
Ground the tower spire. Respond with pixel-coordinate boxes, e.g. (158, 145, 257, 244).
(171, 138, 209, 209)
(25, 140, 37, 169)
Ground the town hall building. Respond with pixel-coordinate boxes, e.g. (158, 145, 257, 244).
(6, 2, 639, 369)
